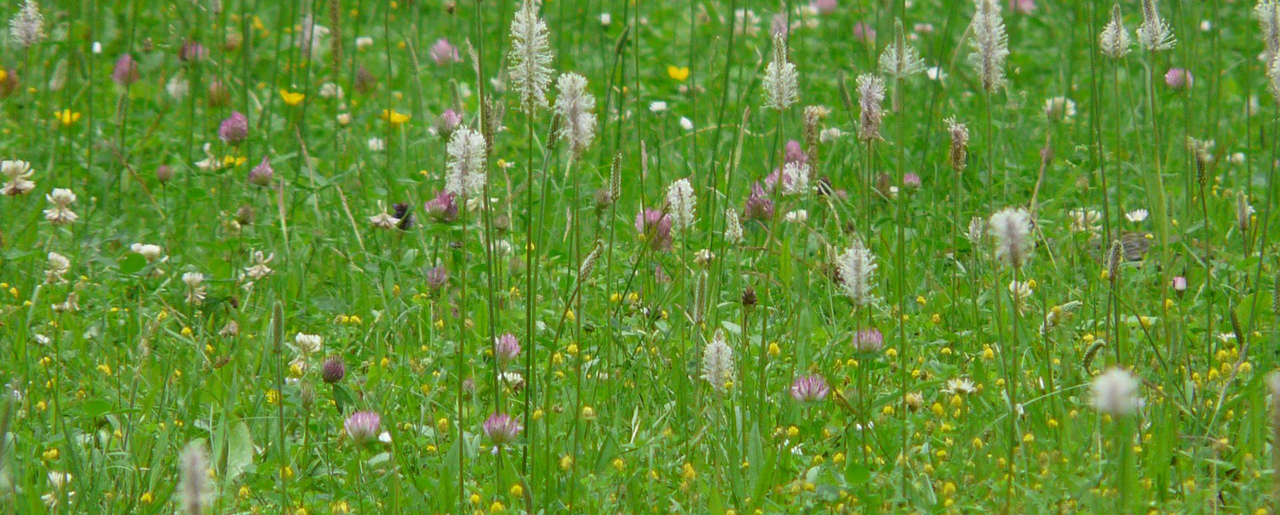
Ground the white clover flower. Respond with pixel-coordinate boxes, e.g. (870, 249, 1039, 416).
(784, 210, 808, 223)
(130, 243, 165, 262)
(45, 252, 70, 283)
(319, 82, 344, 99)
(294, 333, 323, 354)
(43, 188, 78, 225)
(649, 101, 668, 113)
(679, 117, 694, 131)
(244, 250, 275, 281)
(367, 137, 386, 152)
(1, 159, 35, 196)
(183, 272, 207, 305)
(1125, 209, 1149, 223)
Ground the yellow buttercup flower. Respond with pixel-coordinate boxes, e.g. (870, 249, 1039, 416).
(380, 109, 411, 127)
(667, 65, 690, 81)
(55, 109, 82, 126)
(280, 89, 306, 106)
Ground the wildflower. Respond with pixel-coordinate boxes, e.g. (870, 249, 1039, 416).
(946, 117, 969, 172)
(425, 265, 449, 291)
(355, 36, 374, 50)
(1165, 68, 1192, 89)
(943, 378, 977, 395)
(337, 113, 351, 126)
(183, 272, 207, 305)
(494, 333, 521, 366)
(54, 109, 82, 126)
(1237, 192, 1255, 233)
(130, 243, 165, 262)
(424, 190, 459, 222)
(240, 157, 272, 188)
(1099, 4, 1131, 59)
(837, 238, 878, 306)
(968, 0, 1010, 91)
(784, 210, 808, 223)
(111, 54, 140, 86)
(649, 101, 668, 113)
(667, 65, 690, 81)
(1172, 276, 1187, 296)
(445, 127, 487, 198)
(988, 207, 1032, 269)
(762, 33, 799, 111)
(244, 250, 275, 281)
(156, 165, 174, 184)
(812, 0, 837, 14)
(179, 40, 208, 62)
(1008, 0, 1035, 14)
(279, 89, 306, 106)
(40, 471, 72, 508)
(1137, 0, 1176, 52)
(790, 374, 829, 402)
(368, 204, 400, 229)
(853, 328, 884, 352)
(367, 137, 386, 152)
(902, 173, 921, 189)
(344, 411, 381, 443)
(1125, 209, 1148, 223)
(295, 333, 322, 354)
(392, 202, 414, 230)
(852, 21, 876, 43)
(508, 0, 554, 112)
(179, 441, 209, 515)
(45, 252, 69, 283)
(207, 80, 230, 107)
(1008, 280, 1032, 309)
(434, 109, 462, 140)
(1043, 97, 1076, 121)
(679, 117, 694, 131)
(8, 0, 45, 48)
(856, 74, 885, 141)
(322, 356, 345, 383)
(219, 112, 249, 145)
(430, 38, 460, 64)
(1092, 368, 1141, 415)
(724, 208, 744, 243)
(1, 159, 35, 196)
(666, 178, 696, 231)
(780, 162, 811, 196)
(318, 82, 344, 99)
(743, 182, 775, 222)
(701, 330, 734, 393)
(879, 20, 924, 79)
(635, 208, 673, 251)
(554, 72, 597, 158)
(483, 413, 523, 447)
(43, 188, 78, 225)
(1068, 208, 1101, 235)
(380, 109, 411, 127)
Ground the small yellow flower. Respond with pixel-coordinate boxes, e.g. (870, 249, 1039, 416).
(510, 484, 524, 497)
(611, 458, 625, 471)
(280, 89, 306, 106)
(281, 465, 294, 479)
(380, 109, 411, 126)
(768, 342, 781, 357)
(667, 65, 690, 81)
(489, 501, 505, 513)
(560, 455, 574, 470)
(55, 109, 83, 126)
(238, 486, 250, 499)
(0, 68, 7, 83)
(581, 406, 596, 421)
(181, 326, 193, 337)
(141, 492, 154, 504)
(97, 363, 112, 376)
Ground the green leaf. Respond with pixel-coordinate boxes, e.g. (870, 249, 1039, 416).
(226, 419, 254, 484)
(844, 462, 871, 485)
(332, 384, 354, 414)
(119, 253, 147, 274)
(82, 399, 111, 418)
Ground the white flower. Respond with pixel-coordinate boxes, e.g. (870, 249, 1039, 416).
(724, 207, 743, 243)
(1125, 209, 1148, 223)
(337, 113, 352, 126)
(1137, 0, 1176, 52)
(43, 188, 78, 225)
(45, 252, 70, 283)
(130, 243, 165, 262)
(988, 207, 1032, 269)
(701, 330, 734, 393)
(1, 159, 35, 196)
(8, 0, 45, 48)
(819, 127, 845, 143)
(319, 82, 344, 99)
(600, 12, 611, 26)
(837, 238, 878, 306)
(509, 0, 555, 113)
(92, 41, 102, 54)
(244, 251, 275, 281)
(1007, 280, 1032, 311)
(1043, 97, 1077, 121)
(762, 33, 800, 111)
(649, 101, 668, 113)
(781, 161, 810, 196)
(445, 127, 488, 198)
(734, 9, 762, 36)
(925, 66, 947, 81)
(784, 210, 808, 223)
(943, 378, 977, 395)
(41, 471, 72, 508)
(367, 137, 386, 152)
(1092, 368, 1141, 415)
(195, 143, 221, 171)
(679, 117, 694, 131)
(856, 74, 886, 141)
(356, 36, 374, 50)
(369, 211, 400, 229)
(1099, 4, 1131, 59)
(666, 178, 696, 231)
(554, 72, 597, 158)
(968, 0, 1009, 91)
(166, 73, 190, 100)
(1068, 208, 1101, 235)
(879, 21, 924, 79)
(294, 333, 323, 354)
(183, 272, 207, 305)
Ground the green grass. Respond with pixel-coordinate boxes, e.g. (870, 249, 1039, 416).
(0, 0, 1278, 513)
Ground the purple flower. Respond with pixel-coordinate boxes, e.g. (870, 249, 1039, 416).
(784, 140, 807, 165)
(179, 40, 209, 62)
(424, 190, 458, 222)
(425, 265, 449, 291)
(902, 173, 921, 190)
(634, 208, 673, 252)
(1165, 68, 1192, 90)
(853, 328, 884, 353)
(1172, 276, 1187, 296)
(494, 333, 521, 367)
(1007, 0, 1035, 14)
(743, 183, 775, 222)
(483, 413, 523, 447)
(812, 0, 838, 14)
(111, 54, 140, 86)
(790, 374, 830, 403)
(248, 156, 273, 187)
(430, 38, 460, 65)
(852, 22, 876, 44)
(219, 112, 248, 145)
(322, 356, 346, 384)
(344, 411, 381, 443)
(770, 14, 790, 38)
(156, 165, 174, 184)
(435, 109, 463, 140)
